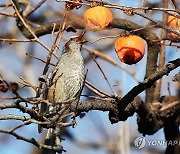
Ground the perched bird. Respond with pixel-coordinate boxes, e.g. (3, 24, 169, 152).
(39, 32, 86, 153)
(47, 32, 86, 106)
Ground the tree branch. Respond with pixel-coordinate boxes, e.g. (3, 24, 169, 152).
(0, 129, 63, 152)
(109, 58, 180, 122)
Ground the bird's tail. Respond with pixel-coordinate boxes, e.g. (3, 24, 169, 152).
(42, 127, 62, 154)
(38, 102, 48, 133)
(42, 128, 56, 154)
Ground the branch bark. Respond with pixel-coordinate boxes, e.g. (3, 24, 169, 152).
(108, 58, 180, 123)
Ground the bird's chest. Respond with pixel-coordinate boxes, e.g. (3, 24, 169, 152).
(61, 60, 84, 90)
(48, 54, 85, 102)
(59, 55, 84, 83)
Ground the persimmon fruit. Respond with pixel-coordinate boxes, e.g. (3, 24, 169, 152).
(114, 35, 145, 65)
(83, 6, 113, 31)
(167, 15, 180, 38)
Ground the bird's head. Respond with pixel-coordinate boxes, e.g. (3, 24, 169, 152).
(64, 31, 87, 53)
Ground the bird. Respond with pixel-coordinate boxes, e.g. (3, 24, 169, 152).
(47, 32, 86, 106)
(39, 32, 86, 153)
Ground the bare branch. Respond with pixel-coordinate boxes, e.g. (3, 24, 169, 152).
(109, 58, 180, 122)
(0, 129, 63, 152)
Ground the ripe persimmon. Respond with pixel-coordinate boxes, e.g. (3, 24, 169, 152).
(167, 15, 180, 38)
(114, 35, 145, 65)
(83, 6, 113, 31)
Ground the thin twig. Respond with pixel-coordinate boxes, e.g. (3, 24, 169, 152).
(85, 80, 111, 97)
(58, 0, 180, 14)
(82, 45, 140, 83)
(0, 114, 30, 121)
(0, 129, 63, 152)
(0, 38, 34, 42)
(19, 77, 39, 92)
(26, 53, 56, 66)
(9, 120, 31, 132)
(91, 24, 157, 44)
(0, 11, 14, 17)
(11, 0, 51, 51)
(88, 53, 116, 96)
(25, 0, 47, 17)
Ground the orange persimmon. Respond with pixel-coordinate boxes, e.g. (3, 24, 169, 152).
(114, 35, 145, 65)
(83, 6, 113, 31)
(167, 15, 180, 38)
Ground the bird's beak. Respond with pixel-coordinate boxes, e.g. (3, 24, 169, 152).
(76, 31, 87, 43)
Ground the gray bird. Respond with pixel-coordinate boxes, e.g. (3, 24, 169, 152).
(39, 32, 86, 153)
(47, 33, 86, 104)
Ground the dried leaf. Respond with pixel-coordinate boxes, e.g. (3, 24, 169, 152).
(123, 9, 135, 16)
(172, 72, 180, 82)
(9, 82, 19, 93)
(65, 0, 82, 11)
